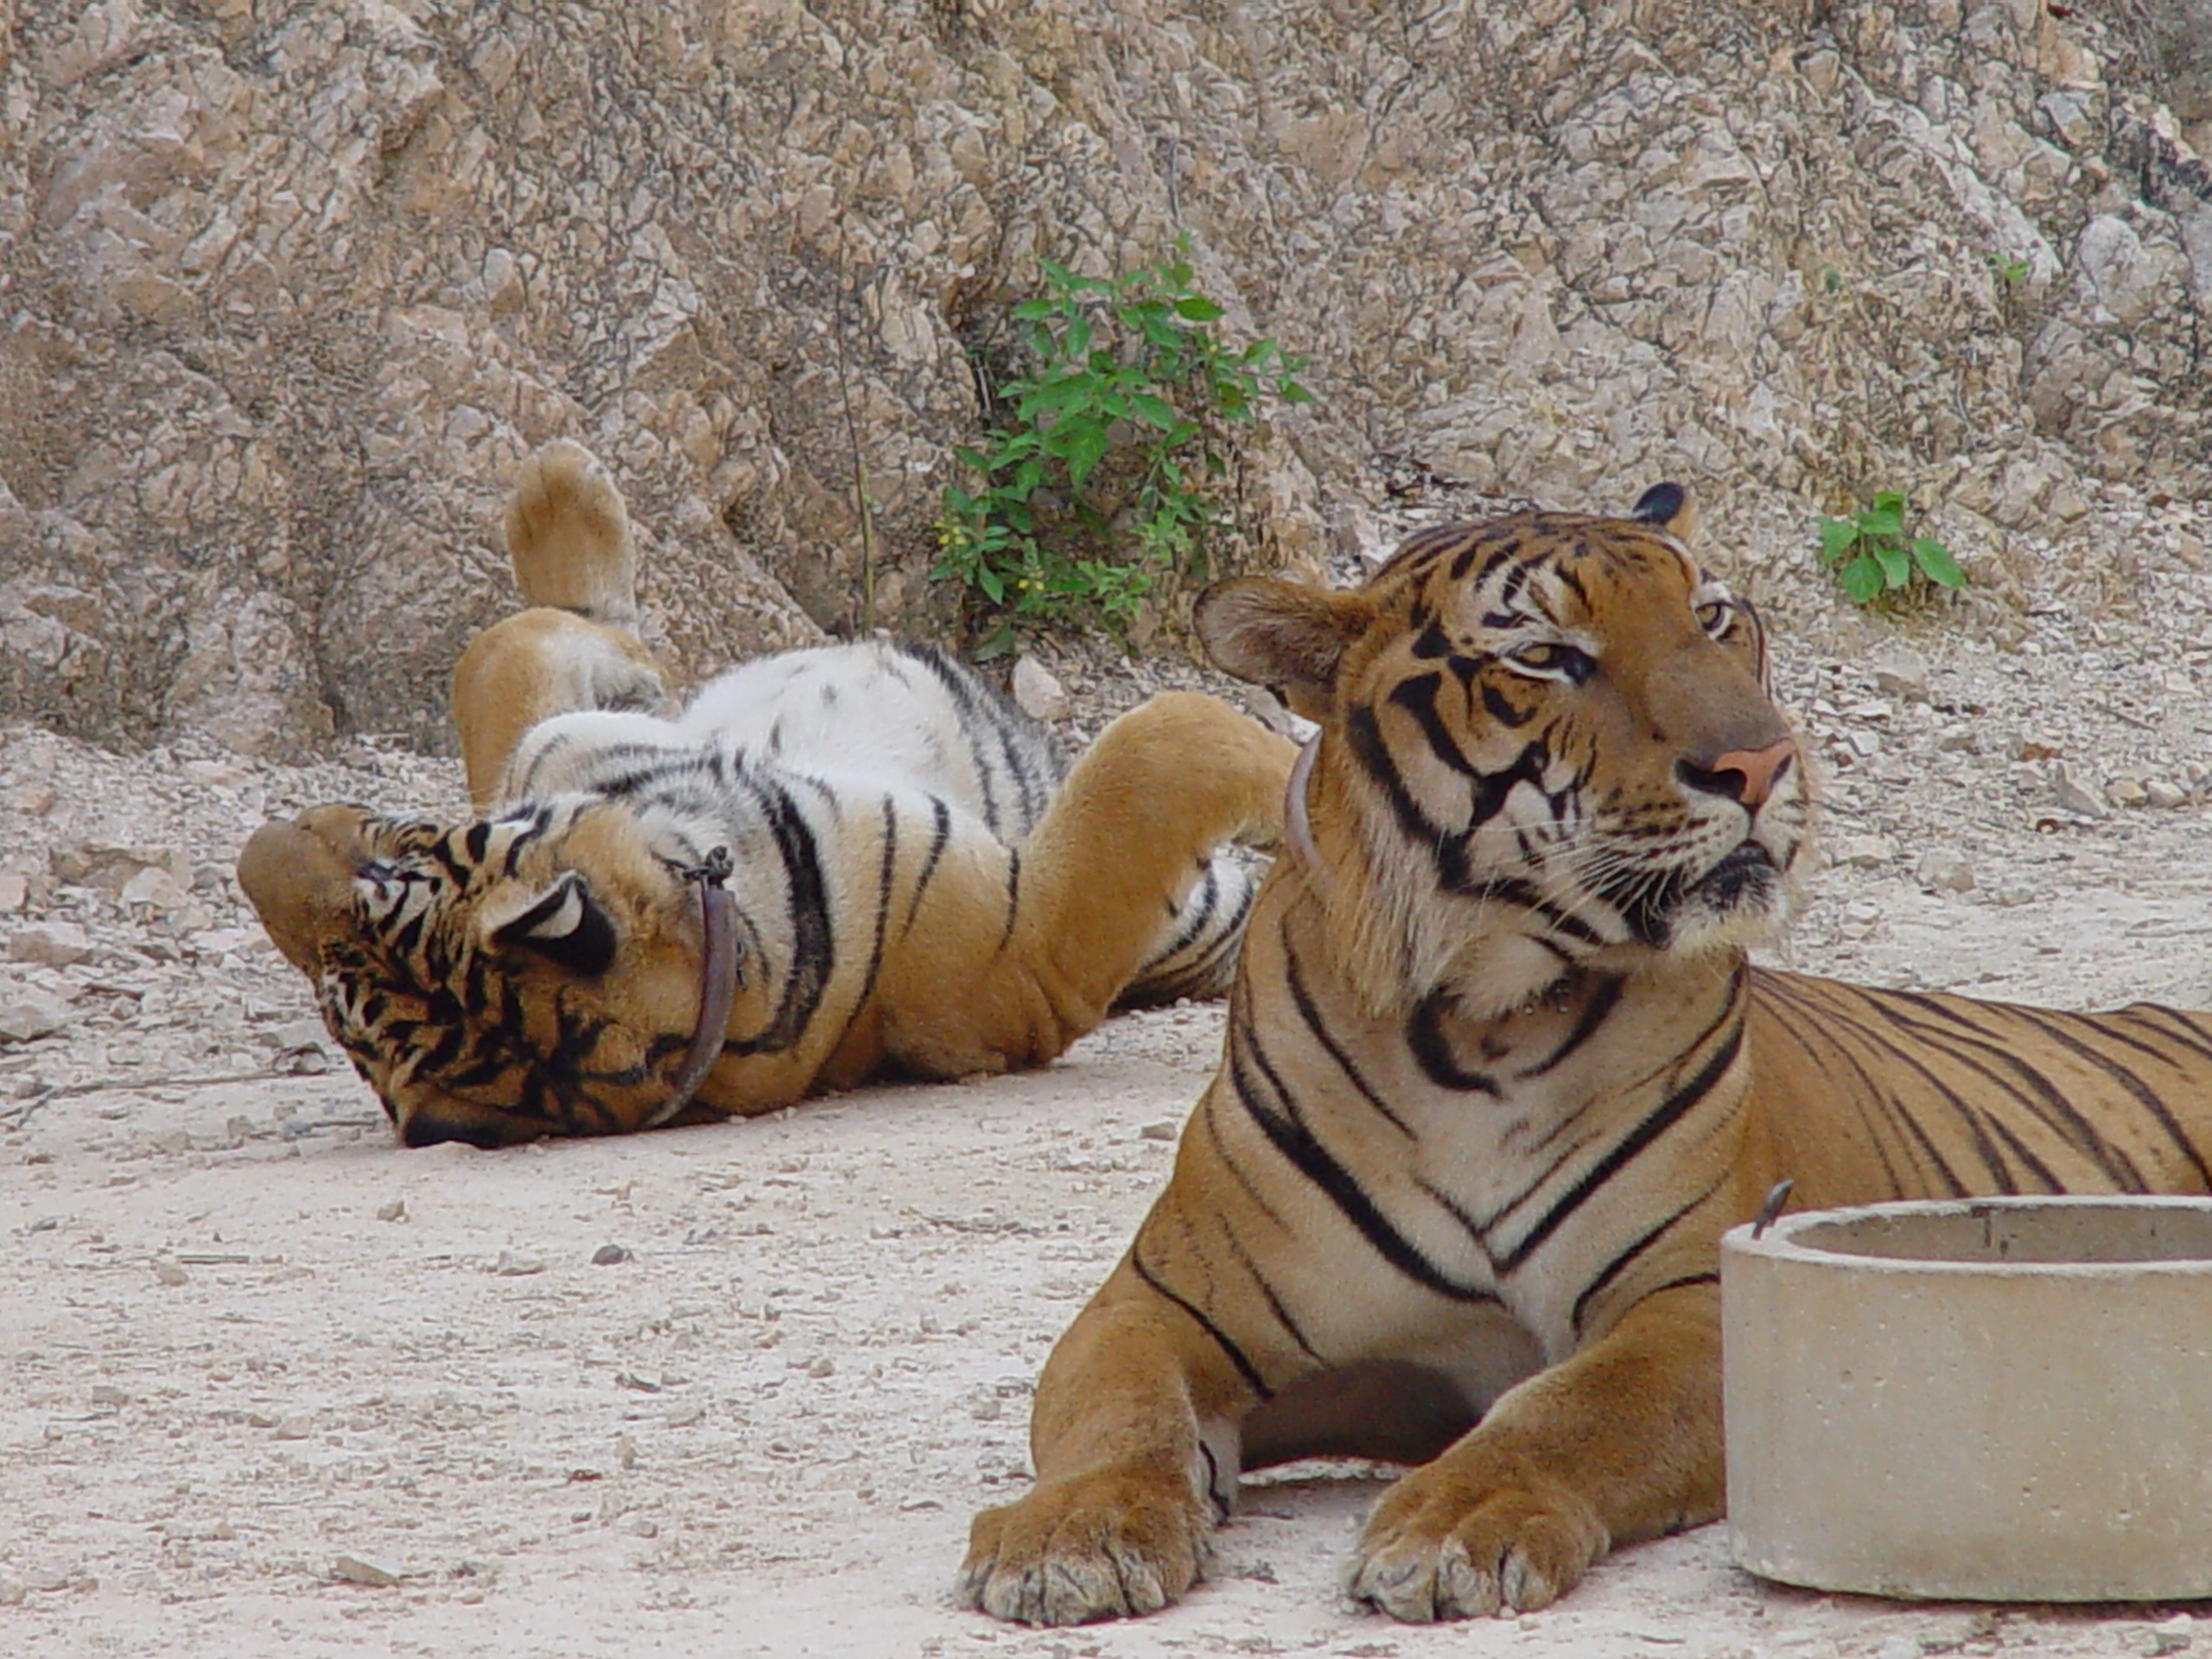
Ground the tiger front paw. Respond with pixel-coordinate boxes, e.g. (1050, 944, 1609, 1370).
(1344, 1461, 1608, 1623)
(957, 1465, 1208, 1627)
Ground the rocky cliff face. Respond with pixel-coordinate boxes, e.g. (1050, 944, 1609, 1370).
(3, 0, 2207, 758)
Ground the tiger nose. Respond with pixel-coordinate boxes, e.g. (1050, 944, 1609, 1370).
(1678, 737, 1796, 809)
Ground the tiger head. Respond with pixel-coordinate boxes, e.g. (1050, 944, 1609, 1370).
(238, 799, 748, 1147)
(1194, 485, 1808, 1014)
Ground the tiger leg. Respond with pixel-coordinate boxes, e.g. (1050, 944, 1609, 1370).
(1344, 1281, 1722, 1621)
(1001, 690, 1294, 1028)
(958, 1259, 1260, 1625)
(450, 442, 669, 810)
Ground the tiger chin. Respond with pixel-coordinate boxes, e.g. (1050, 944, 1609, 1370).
(960, 484, 2212, 1627)
(238, 440, 1297, 1148)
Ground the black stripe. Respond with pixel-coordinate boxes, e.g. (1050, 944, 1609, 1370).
(1971, 998, 2212, 1188)
(1147, 865, 1222, 963)
(1130, 1248, 1273, 1401)
(1230, 1017, 1493, 1302)
(1344, 702, 1598, 942)
(1497, 982, 1746, 1274)
(1199, 1087, 1292, 1231)
(1405, 988, 1500, 1094)
(902, 796, 953, 936)
(1550, 560, 1591, 612)
(994, 848, 1021, 957)
(1517, 975, 1624, 1078)
(1221, 1226, 1325, 1367)
(1754, 974, 1967, 1196)
(823, 797, 901, 1063)
(1283, 936, 1413, 1135)
(1387, 673, 1478, 775)
(1572, 1179, 1722, 1336)
(1480, 681, 1534, 728)
(1856, 989, 2151, 1189)
(721, 777, 834, 1057)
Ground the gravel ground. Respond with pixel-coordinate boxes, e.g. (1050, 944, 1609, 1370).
(6, 492, 2212, 1656)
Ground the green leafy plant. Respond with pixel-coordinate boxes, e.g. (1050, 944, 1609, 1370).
(1984, 250, 2030, 286)
(1819, 491, 1966, 606)
(935, 243, 1310, 652)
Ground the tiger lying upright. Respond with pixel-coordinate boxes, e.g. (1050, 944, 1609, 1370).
(960, 484, 2212, 1625)
(238, 440, 1294, 1147)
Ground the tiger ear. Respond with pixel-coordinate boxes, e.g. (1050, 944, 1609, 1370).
(1630, 481, 1695, 538)
(480, 870, 618, 977)
(1194, 577, 1376, 720)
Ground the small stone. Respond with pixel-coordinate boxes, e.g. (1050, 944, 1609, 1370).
(330, 1554, 401, 1587)
(1866, 643, 1929, 702)
(7, 784, 54, 816)
(622, 1515, 658, 1538)
(493, 1251, 545, 1276)
(2146, 779, 2190, 809)
(2050, 765, 2109, 818)
(591, 1243, 632, 1266)
(8, 922, 92, 968)
(182, 759, 254, 788)
(806, 1355, 835, 1377)
(2120, 1627, 2190, 1658)
(376, 1198, 406, 1223)
(1010, 655, 1071, 721)
(2106, 777, 2151, 810)
(152, 1259, 189, 1287)
(0, 873, 28, 912)
(51, 841, 189, 895)
(89, 1384, 128, 1408)
(119, 867, 193, 911)
(0, 988, 73, 1044)
(1138, 1120, 1179, 1141)
(268, 1018, 327, 1052)
(1915, 849, 1975, 894)
(273, 1414, 312, 1440)
(1830, 835, 1897, 870)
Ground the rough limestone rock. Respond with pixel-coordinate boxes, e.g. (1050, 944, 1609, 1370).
(1, 0, 2207, 758)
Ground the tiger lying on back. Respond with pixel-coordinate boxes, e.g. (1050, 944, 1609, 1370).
(961, 485, 2212, 1626)
(238, 441, 1294, 1147)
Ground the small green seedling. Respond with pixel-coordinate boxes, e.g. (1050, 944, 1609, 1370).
(936, 241, 1309, 651)
(1818, 492, 1965, 606)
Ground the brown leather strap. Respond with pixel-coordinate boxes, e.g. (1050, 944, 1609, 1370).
(1284, 732, 1325, 887)
(642, 850, 742, 1130)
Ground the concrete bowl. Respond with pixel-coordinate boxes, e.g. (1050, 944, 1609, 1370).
(1721, 1195, 2212, 1601)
